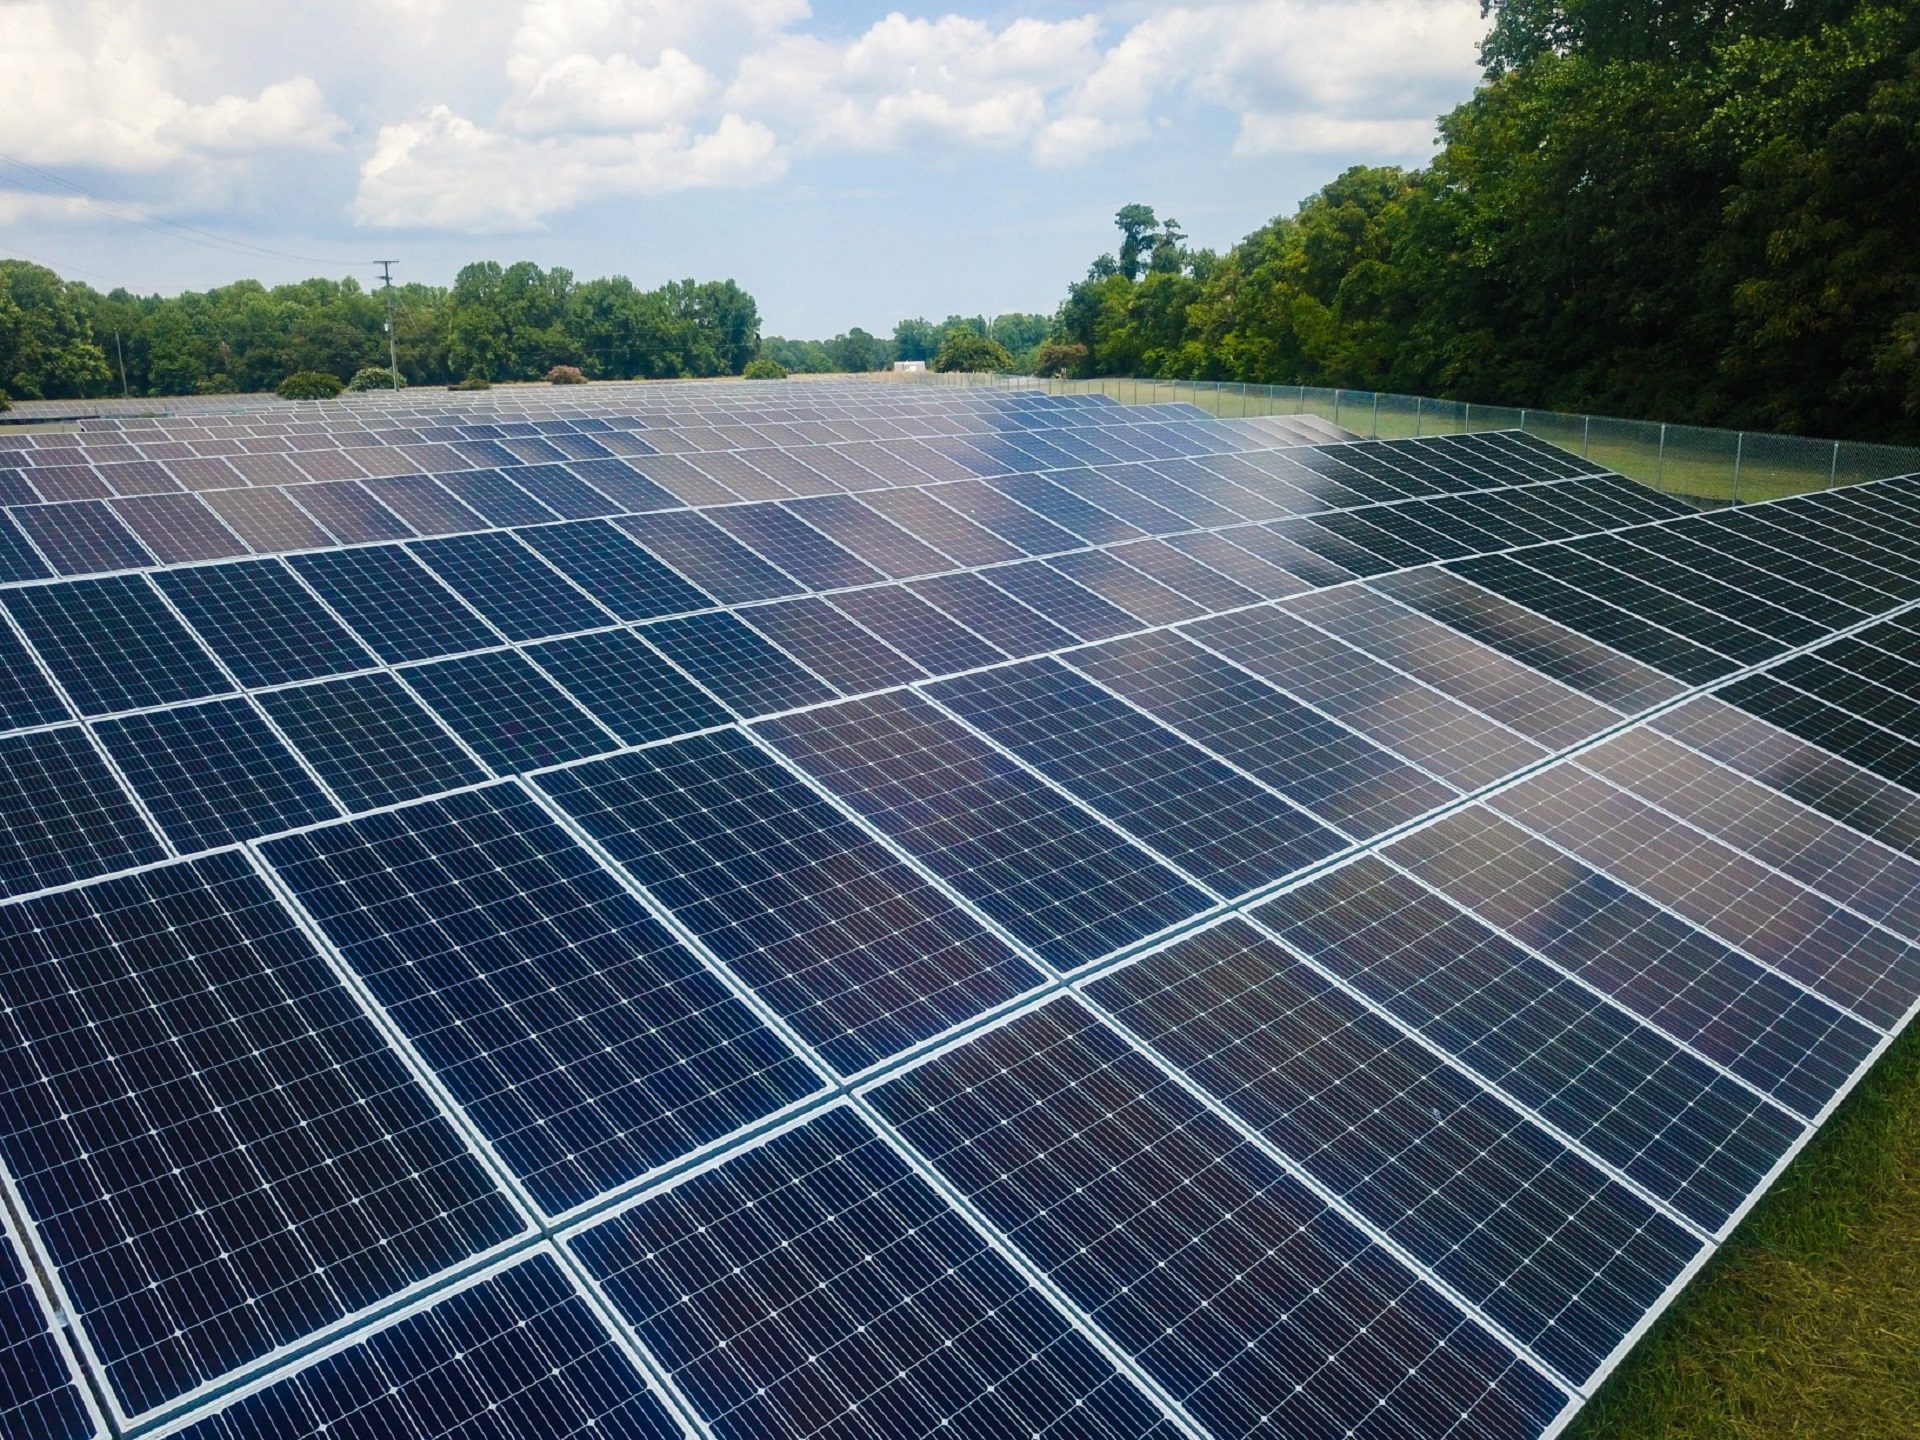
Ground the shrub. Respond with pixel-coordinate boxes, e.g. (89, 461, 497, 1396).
(545, 365, 587, 384)
(448, 374, 492, 391)
(348, 366, 405, 391)
(1032, 341, 1089, 377)
(0, 390, 10, 413)
(742, 357, 788, 379)
(276, 371, 343, 399)
(931, 333, 1015, 373)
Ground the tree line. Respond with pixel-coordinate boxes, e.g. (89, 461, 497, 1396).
(0, 260, 764, 400)
(760, 313, 1048, 377)
(1041, 0, 1920, 442)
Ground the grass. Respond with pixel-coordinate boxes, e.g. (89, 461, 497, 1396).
(1045, 376, 1917, 505)
(1568, 1016, 1920, 1439)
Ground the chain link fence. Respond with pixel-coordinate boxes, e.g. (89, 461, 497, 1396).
(905, 372, 1920, 504)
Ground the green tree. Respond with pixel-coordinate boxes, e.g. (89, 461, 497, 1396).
(891, 317, 939, 361)
(0, 261, 112, 399)
(932, 331, 1015, 372)
(1114, 203, 1159, 281)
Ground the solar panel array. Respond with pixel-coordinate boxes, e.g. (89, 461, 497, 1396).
(0, 376, 1914, 1440)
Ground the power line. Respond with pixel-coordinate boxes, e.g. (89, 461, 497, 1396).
(375, 259, 402, 391)
(0, 152, 368, 269)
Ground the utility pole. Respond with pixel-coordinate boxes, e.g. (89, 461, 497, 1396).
(111, 330, 130, 398)
(374, 259, 401, 390)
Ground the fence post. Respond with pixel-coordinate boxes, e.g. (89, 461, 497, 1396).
(1731, 431, 1744, 505)
(1333, 391, 1342, 428)
(1295, 385, 1305, 415)
(1415, 395, 1423, 438)
(1657, 423, 1666, 489)
(1829, 441, 1840, 489)
(1519, 408, 1527, 435)
(1370, 392, 1380, 438)
(1582, 415, 1591, 458)
(1464, 402, 1471, 432)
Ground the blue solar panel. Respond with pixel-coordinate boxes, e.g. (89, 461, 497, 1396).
(263, 785, 820, 1214)
(0, 725, 165, 895)
(5, 386, 1917, 1440)
(539, 730, 1043, 1072)
(0, 852, 525, 1416)
(571, 1106, 1182, 1440)
(759, 693, 1208, 970)
(869, 1000, 1570, 1439)
(517, 521, 712, 619)
(291, 546, 503, 663)
(402, 649, 620, 772)
(642, 611, 835, 718)
(257, 673, 488, 811)
(525, 628, 731, 744)
(155, 559, 376, 687)
(926, 659, 1345, 896)
(177, 1255, 682, 1440)
(412, 532, 615, 641)
(4, 574, 233, 715)
(95, 696, 339, 850)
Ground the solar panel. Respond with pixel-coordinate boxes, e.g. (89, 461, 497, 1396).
(2, 380, 1916, 1440)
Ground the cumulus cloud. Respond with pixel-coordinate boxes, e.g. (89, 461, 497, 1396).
(355, 105, 783, 229)
(0, 1, 345, 171)
(0, 0, 1488, 235)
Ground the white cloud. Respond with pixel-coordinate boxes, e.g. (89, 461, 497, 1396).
(0, 2, 345, 171)
(506, 49, 716, 135)
(355, 105, 783, 229)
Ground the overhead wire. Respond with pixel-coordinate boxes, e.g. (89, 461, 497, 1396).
(0, 151, 371, 269)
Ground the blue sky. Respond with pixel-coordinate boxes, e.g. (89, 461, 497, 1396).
(0, 0, 1489, 336)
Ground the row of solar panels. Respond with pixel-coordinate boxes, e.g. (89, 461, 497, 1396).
(0, 416, 1383, 584)
(5, 390, 1195, 469)
(1, 391, 1917, 1440)
(0, 432, 1649, 902)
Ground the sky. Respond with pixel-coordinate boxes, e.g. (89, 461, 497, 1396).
(0, 0, 1491, 336)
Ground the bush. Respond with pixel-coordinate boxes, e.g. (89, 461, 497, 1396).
(0, 390, 10, 413)
(1032, 341, 1089, 377)
(276, 371, 343, 399)
(545, 365, 587, 385)
(448, 374, 492, 391)
(742, 357, 788, 379)
(348, 366, 405, 391)
(931, 332, 1015, 373)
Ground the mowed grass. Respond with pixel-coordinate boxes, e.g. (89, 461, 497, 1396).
(1569, 1016, 1920, 1440)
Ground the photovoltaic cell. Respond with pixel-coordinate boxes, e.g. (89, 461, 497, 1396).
(1090, 919, 1700, 1382)
(402, 650, 619, 772)
(759, 692, 1207, 970)
(616, 512, 802, 604)
(572, 1106, 1180, 1440)
(0, 622, 69, 731)
(291, 547, 502, 663)
(176, 1255, 682, 1440)
(156, 560, 376, 688)
(4, 575, 234, 716)
(907, 570, 1079, 658)
(526, 629, 731, 745)
(1068, 629, 1457, 838)
(1255, 856, 1802, 1232)
(0, 853, 525, 1416)
(928, 659, 1345, 896)
(263, 785, 820, 1214)
(95, 697, 339, 851)
(540, 730, 1042, 1072)
(516, 521, 711, 620)
(411, 531, 613, 641)
(258, 673, 488, 812)
(828, 586, 1006, 674)
(0, 1213, 95, 1440)
(869, 999, 1569, 1440)
(1389, 807, 1880, 1118)
(642, 611, 835, 718)
(739, 596, 925, 694)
